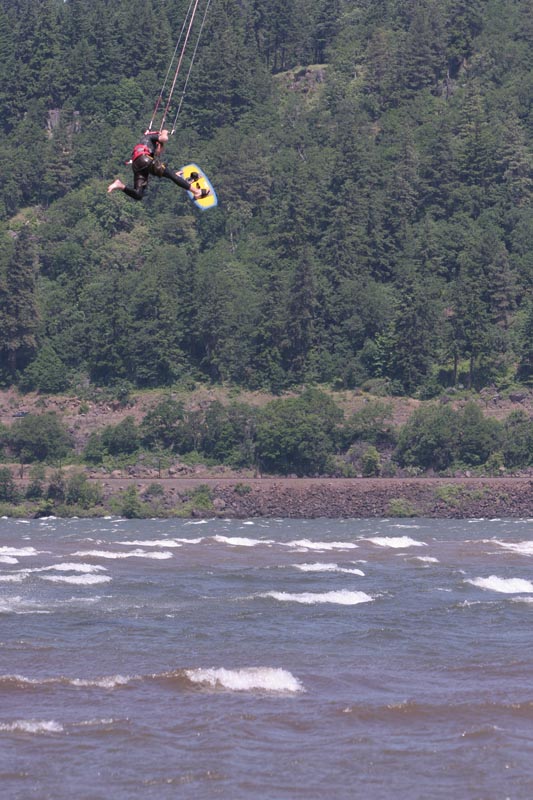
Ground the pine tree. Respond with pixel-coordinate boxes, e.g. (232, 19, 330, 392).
(0, 3, 16, 131)
(516, 298, 533, 385)
(283, 246, 318, 382)
(0, 226, 39, 375)
(445, 0, 484, 77)
(499, 113, 533, 208)
(399, 0, 446, 95)
(386, 262, 441, 393)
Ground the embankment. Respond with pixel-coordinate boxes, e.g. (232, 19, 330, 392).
(95, 476, 533, 518)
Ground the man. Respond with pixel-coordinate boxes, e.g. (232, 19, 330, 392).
(107, 129, 209, 202)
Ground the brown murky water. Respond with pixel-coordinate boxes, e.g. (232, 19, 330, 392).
(1, 516, 533, 799)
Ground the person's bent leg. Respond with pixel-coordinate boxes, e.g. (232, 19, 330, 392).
(123, 170, 149, 201)
(160, 164, 191, 191)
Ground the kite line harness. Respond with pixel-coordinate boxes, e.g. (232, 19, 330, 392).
(148, 0, 213, 135)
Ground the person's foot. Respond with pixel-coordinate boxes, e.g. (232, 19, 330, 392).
(107, 179, 125, 194)
(190, 185, 210, 200)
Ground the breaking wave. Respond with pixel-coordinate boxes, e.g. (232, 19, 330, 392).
(212, 535, 273, 547)
(466, 575, 533, 594)
(493, 540, 533, 556)
(259, 589, 373, 605)
(365, 536, 426, 548)
(285, 539, 358, 551)
(72, 549, 173, 560)
(0, 719, 63, 733)
(39, 574, 112, 585)
(293, 562, 365, 575)
(183, 666, 304, 693)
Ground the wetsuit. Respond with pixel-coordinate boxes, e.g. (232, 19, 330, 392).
(123, 132, 191, 201)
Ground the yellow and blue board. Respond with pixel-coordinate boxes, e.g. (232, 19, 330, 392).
(181, 163, 218, 211)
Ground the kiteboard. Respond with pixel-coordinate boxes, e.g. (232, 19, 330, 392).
(180, 163, 218, 210)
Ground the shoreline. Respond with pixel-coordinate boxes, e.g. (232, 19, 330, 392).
(4, 471, 533, 519)
(107, 476, 533, 519)
(5, 475, 531, 520)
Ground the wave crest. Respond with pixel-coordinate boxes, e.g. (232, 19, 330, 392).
(183, 666, 304, 693)
(467, 576, 533, 594)
(0, 719, 63, 733)
(260, 589, 373, 605)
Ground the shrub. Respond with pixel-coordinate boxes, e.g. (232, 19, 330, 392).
(188, 484, 213, 509)
(19, 344, 69, 394)
(255, 388, 342, 476)
(46, 469, 66, 502)
(234, 482, 252, 496)
(198, 401, 257, 467)
(456, 402, 502, 466)
(65, 471, 103, 508)
(362, 446, 381, 477)
(101, 416, 139, 456)
(83, 432, 105, 464)
(119, 486, 145, 519)
(141, 398, 190, 451)
(8, 413, 73, 464)
(0, 467, 17, 502)
(387, 498, 418, 517)
(501, 410, 533, 468)
(342, 400, 396, 447)
(144, 482, 165, 498)
(25, 464, 46, 500)
(394, 404, 458, 471)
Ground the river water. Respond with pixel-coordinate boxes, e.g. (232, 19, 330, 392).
(1, 516, 533, 799)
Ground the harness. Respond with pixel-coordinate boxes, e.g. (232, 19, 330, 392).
(132, 143, 152, 162)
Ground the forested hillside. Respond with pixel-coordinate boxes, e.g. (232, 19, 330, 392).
(1, 0, 533, 399)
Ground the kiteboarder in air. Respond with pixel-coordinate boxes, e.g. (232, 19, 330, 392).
(107, 129, 210, 202)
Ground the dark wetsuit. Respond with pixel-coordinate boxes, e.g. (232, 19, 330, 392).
(123, 132, 191, 201)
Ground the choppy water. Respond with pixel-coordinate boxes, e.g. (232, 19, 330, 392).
(1, 515, 533, 799)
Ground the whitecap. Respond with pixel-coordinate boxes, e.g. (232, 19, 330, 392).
(0, 556, 18, 564)
(0, 604, 50, 615)
(466, 576, 533, 594)
(0, 573, 28, 583)
(0, 673, 132, 689)
(72, 549, 173, 560)
(0, 720, 63, 733)
(40, 563, 107, 573)
(115, 539, 183, 548)
(0, 673, 42, 687)
(212, 535, 272, 547)
(365, 536, 426, 548)
(493, 540, 533, 556)
(294, 562, 365, 576)
(172, 537, 204, 545)
(285, 539, 358, 551)
(0, 547, 41, 557)
(390, 524, 421, 529)
(184, 666, 303, 693)
(412, 556, 439, 563)
(0, 596, 23, 613)
(40, 574, 112, 585)
(75, 718, 122, 728)
(69, 675, 132, 689)
(259, 589, 373, 605)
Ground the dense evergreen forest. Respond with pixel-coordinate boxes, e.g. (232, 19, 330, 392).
(0, 0, 533, 400)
